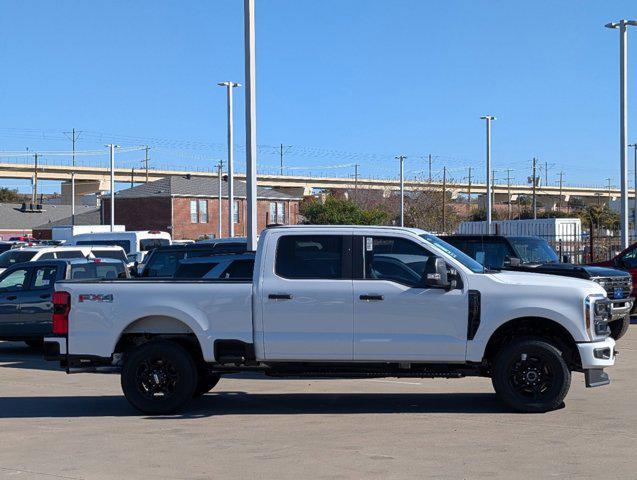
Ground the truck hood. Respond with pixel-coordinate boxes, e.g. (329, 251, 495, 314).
(508, 263, 629, 279)
(488, 269, 606, 294)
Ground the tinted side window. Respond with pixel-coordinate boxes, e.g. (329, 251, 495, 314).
(30, 266, 57, 289)
(364, 237, 430, 287)
(275, 235, 343, 280)
(56, 250, 86, 259)
(0, 269, 28, 291)
(140, 239, 170, 251)
(92, 250, 127, 262)
(220, 259, 254, 280)
(143, 251, 187, 277)
(175, 262, 219, 279)
(38, 252, 55, 260)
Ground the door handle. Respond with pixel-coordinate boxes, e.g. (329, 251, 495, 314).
(6, 295, 18, 301)
(268, 293, 292, 300)
(360, 294, 384, 301)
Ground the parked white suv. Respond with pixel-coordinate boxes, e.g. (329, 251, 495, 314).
(0, 245, 127, 274)
(45, 226, 616, 414)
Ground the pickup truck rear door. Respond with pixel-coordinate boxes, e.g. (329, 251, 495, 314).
(260, 233, 353, 360)
(353, 235, 468, 362)
(18, 264, 58, 336)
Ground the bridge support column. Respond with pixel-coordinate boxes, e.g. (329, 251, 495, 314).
(61, 180, 105, 206)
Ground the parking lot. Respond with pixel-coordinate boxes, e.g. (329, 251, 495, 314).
(0, 326, 635, 480)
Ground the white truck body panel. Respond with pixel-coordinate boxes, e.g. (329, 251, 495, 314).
(54, 225, 610, 368)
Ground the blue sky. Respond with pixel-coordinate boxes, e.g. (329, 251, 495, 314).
(1, 0, 636, 193)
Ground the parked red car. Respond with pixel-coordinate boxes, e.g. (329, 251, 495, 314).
(590, 243, 637, 303)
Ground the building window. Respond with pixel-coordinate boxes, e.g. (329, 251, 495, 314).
(198, 200, 208, 223)
(190, 200, 198, 223)
(277, 201, 285, 223)
(269, 201, 286, 224)
(233, 200, 240, 223)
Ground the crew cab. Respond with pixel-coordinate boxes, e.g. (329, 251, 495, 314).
(442, 235, 633, 340)
(0, 258, 129, 346)
(45, 226, 617, 415)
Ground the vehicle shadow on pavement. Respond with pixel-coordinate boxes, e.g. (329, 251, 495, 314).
(0, 391, 507, 418)
(0, 342, 57, 371)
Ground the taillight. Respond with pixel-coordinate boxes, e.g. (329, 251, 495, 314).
(52, 291, 71, 335)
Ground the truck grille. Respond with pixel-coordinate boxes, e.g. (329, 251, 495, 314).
(591, 276, 632, 300)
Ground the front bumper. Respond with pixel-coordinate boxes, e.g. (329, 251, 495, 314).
(577, 337, 616, 387)
(610, 297, 633, 320)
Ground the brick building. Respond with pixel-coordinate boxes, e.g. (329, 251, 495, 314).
(101, 176, 302, 240)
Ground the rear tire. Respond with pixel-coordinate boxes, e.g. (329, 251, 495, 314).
(491, 337, 571, 413)
(121, 340, 198, 415)
(194, 371, 221, 397)
(609, 315, 630, 341)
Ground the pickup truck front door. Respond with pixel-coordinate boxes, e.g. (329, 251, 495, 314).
(260, 234, 353, 360)
(0, 268, 29, 338)
(353, 236, 468, 362)
(18, 265, 58, 337)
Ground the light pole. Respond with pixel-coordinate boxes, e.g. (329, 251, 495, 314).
(396, 155, 406, 227)
(630, 143, 637, 238)
(106, 144, 119, 232)
(606, 19, 637, 249)
(480, 115, 496, 233)
(218, 81, 242, 237)
(244, 0, 258, 251)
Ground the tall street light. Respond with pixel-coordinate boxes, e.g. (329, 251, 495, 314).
(630, 142, 637, 237)
(480, 115, 496, 234)
(396, 155, 407, 227)
(606, 19, 637, 249)
(106, 144, 119, 232)
(218, 81, 242, 237)
(244, 0, 258, 251)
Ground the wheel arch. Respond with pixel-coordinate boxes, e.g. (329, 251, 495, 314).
(483, 316, 581, 368)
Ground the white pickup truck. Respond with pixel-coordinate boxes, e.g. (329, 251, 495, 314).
(44, 225, 617, 414)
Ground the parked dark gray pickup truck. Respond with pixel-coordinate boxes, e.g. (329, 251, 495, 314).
(441, 235, 633, 340)
(0, 258, 128, 347)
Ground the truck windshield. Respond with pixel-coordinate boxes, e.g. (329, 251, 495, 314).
(0, 250, 37, 268)
(509, 237, 559, 264)
(419, 234, 485, 273)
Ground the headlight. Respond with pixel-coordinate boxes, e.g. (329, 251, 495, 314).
(585, 295, 611, 339)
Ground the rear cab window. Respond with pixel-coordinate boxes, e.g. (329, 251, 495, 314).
(92, 249, 128, 263)
(275, 235, 347, 280)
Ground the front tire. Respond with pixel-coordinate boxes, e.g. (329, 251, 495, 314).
(194, 371, 221, 397)
(121, 340, 198, 415)
(491, 338, 571, 413)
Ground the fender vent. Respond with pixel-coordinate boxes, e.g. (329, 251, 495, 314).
(467, 290, 481, 340)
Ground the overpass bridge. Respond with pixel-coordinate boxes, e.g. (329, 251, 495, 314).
(0, 161, 630, 207)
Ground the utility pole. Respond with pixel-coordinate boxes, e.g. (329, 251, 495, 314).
(558, 171, 564, 212)
(353, 164, 359, 203)
(467, 166, 472, 213)
(532, 157, 537, 220)
(218, 80, 242, 237)
(428, 154, 432, 183)
(442, 166, 447, 233)
(480, 115, 496, 233)
(244, 0, 258, 251)
(491, 170, 496, 217)
(63, 129, 81, 225)
(279, 144, 291, 176)
(506, 168, 513, 220)
(630, 143, 637, 238)
(217, 160, 223, 238)
(606, 19, 637, 249)
(396, 155, 406, 227)
(144, 146, 150, 183)
(106, 144, 119, 232)
(544, 161, 548, 187)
